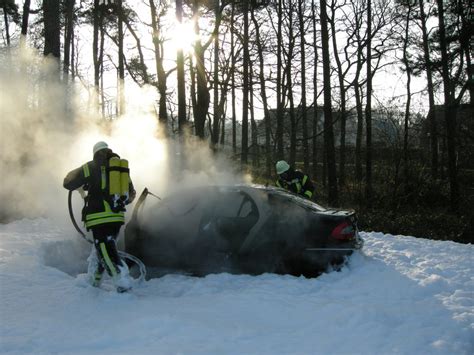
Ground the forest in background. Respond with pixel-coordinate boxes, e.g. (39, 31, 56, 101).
(1, 0, 473, 243)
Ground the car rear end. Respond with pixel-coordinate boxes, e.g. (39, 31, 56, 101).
(296, 209, 363, 275)
(325, 210, 363, 250)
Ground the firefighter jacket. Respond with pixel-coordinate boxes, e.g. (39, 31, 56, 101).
(276, 170, 314, 200)
(63, 149, 136, 230)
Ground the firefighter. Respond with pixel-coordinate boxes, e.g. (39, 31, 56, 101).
(64, 141, 136, 292)
(275, 160, 314, 200)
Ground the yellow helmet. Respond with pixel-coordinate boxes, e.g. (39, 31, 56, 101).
(276, 160, 290, 175)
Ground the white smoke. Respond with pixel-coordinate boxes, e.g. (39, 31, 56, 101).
(0, 46, 246, 226)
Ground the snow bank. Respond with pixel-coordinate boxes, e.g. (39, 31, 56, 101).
(0, 219, 472, 354)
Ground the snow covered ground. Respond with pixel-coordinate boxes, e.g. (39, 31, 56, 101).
(0, 218, 472, 355)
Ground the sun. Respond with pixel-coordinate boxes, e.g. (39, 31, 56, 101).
(168, 20, 197, 55)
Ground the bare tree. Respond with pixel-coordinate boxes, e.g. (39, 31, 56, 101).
(117, 0, 125, 115)
(251, 5, 272, 175)
(298, 0, 309, 172)
(212, 0, 220, 148)
(283, 2, 297, 166)
(436, 0, 459, 210)
(189, 0, 225, 140)
(230, 2, 237, 154)
(365, 0, 373, 203)
(311, 0, 319, 181)
(350, 0, 366, 184)
(329, 0, 355, 187)
(400, 2, 414, 190)
(241, 0, 250, 164)
(21, 0, 30, 37)
(92, 0, 102, 111)
(249, 58, 258, 166)
(149, 0, 169, 130)
(63, 0, 75, 81)
(43, 0, 60, 60)
(176, 0, 187, 135)
(320, 0, 338, 205)
(2, 0, 15, 46)
(276, 0, 284, 159)
(418, 0, 438, 178)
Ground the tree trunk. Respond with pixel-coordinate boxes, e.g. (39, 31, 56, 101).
(311, 0, 318, 181)
(190, 55, 197, 125)
(100, 23, 105, 118)
(220, 109, 226, 145)
(150, 0, 168, 130)
(436, 0, 459, 210)
(93, 0, 100, 112)
(402, 5, 412, 191)
(298, 0, 309, 172)
(231, 2, 237, 154)
(354, 28, 364, 184)
(3, 3, 10, 46)
(320, 0, 338, 205)
(71, 25, 75, 79)
(286, 5, 296, 166)
(176, 0, 187, 135)
(354, 81, 364, 183)
(220, 102, 226, 145)
(418, 0, 438, 178)
(329, 2, 346, 187)
(217, 70, 229, 147)
(465, 40, 474, 106)
(43, 0, 60, 59)
(211, 0, 221, 148)
(365, 0, 373, 204)
(276, 0, 284, 160)
(193, 1, 210, 139)
(251, 7, 272, 176)
(456, 2, 473, 105)
(117, 0, 125, 116)
(241, 2, 250, 165)
(63, 0, 75, 81)
(21, 0, 31, 37)
(250, 62, 258, 167)
(322, 144, 327, 188)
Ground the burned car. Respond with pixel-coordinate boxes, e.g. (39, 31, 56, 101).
(124, 185, 363, 278)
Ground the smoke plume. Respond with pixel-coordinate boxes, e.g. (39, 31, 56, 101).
(0, 47, 246, 226)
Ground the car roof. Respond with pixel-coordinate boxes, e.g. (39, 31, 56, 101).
(221, 184, 328, 213)
(153, 183, 328, 213)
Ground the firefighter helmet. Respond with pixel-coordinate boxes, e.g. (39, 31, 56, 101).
(93, 141, 108, 155)
(276, 160, 290, 175)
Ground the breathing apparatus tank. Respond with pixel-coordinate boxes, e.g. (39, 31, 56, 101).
(108, 157, 130, 211)
(120, 159, 130, 204)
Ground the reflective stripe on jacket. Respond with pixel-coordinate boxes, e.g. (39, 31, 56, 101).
(64, 149, 135, 230)
(84, 200, 125, 228)
(276, 170, 314, 200)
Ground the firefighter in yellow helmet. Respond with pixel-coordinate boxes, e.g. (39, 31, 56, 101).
(63, 141, 136, 292)
(275, 160, 314, 200)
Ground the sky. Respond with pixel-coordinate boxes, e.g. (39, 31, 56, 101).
(0, 218, 473, 354)
(3, 0, 436, 121)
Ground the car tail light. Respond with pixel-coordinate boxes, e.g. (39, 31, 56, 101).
(330, 221, 355, 240)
